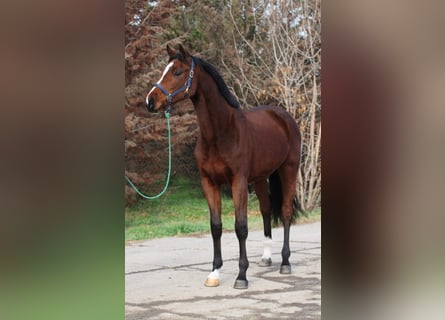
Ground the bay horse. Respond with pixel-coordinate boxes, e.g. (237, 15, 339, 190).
(146, 44, 302, 289)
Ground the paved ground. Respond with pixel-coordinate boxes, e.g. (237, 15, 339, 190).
(126, 221, 320, 320)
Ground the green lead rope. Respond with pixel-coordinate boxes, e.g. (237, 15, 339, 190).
(125, 112, 172, 199)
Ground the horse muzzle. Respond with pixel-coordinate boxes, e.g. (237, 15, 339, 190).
(146, 97, 155, 113)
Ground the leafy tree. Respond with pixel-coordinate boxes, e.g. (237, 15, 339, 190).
(125, 0, 321, 210)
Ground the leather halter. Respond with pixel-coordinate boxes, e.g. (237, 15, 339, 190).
(152, 58, 195, 113)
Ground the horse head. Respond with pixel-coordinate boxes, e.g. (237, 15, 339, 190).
(145, 44, 197, 113)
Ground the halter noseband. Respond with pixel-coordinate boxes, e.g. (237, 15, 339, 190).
(153, 58, 195, 114)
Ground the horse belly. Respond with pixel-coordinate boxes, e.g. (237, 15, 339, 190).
(249, 144, 288, 180)
(247, 113, 292, 179)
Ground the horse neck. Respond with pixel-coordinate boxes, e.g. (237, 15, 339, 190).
(191, 71, 243, 144)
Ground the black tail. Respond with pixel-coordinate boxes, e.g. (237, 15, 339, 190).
(269, 171, 305, 225)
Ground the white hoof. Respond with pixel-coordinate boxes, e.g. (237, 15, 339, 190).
(204, 277, 220, 287)
(204, 268, 220, 287)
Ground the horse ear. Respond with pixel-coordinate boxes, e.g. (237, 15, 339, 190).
(166, 44, 175, 58)
(178, 44, 190, 60)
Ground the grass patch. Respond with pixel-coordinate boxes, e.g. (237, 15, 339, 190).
(125, 176, 320, 241)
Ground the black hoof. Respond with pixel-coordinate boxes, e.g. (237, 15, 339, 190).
(280, 264, 292, 274)
(233, 279, 248, 289)
(259, 258, 272, 267)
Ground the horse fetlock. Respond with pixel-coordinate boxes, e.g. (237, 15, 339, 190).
(281, 246, 291, 259)
(261, 237, 272, 259)
(238, 258, 249, 271)
(213, 259, 223, 270)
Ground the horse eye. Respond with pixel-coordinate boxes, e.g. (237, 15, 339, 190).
(173, 69, 183, 76)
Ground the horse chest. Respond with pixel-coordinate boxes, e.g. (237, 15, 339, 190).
(199, 151, 233, 184)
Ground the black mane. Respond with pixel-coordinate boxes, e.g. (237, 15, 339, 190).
(193, 56, 240, 109)
(169, 53, 240, 108)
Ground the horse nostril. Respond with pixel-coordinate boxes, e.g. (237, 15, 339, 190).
(146, 97, 155, 112)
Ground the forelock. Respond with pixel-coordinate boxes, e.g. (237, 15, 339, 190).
(168, 53, 186, 63)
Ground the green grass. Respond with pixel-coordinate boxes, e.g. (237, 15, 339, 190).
(125, 176, 320, 241)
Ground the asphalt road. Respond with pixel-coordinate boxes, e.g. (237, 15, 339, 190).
(126, 221, 321, 320)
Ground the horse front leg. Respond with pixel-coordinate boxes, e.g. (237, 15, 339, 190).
(201, 176, 223, 287)
(232, 176, 249, 289)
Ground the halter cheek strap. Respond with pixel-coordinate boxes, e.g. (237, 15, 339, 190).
(153, 58, 195, 114)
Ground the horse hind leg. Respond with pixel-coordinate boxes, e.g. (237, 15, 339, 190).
(254, 179, 273, 267)
(277, 164, 298, 274)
